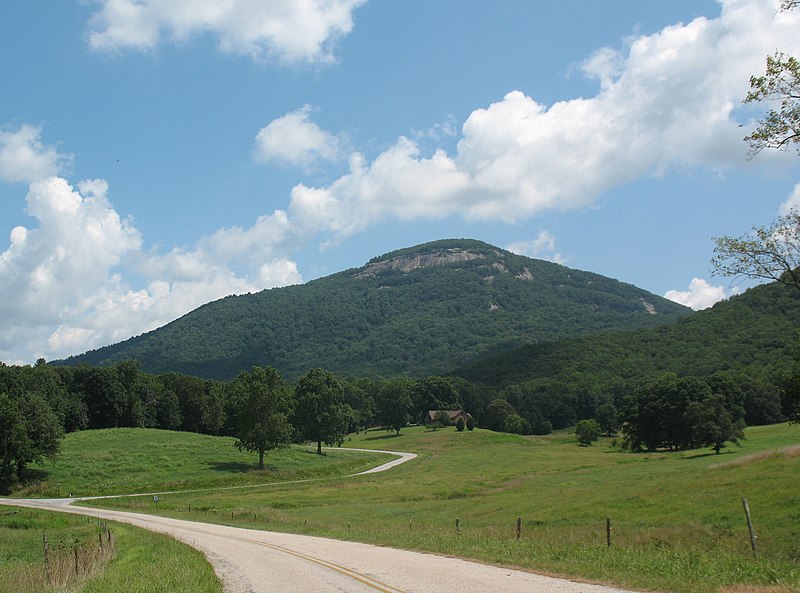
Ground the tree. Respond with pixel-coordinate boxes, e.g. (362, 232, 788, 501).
(484, 399, 516, 432)
(744, 51, 800, 156)
(712, 212, 800, 291)
(465, 415, 475, 431)
(686, 394, 746, 454)
(456, 417, 466, 432)
(0, 393, 26, 490)
(375, 376, 413, 435)
(595, 402, 619, 436)
(575, 419, 601, 447)
(231, 367, 293, 470)
(293, 369, 351, 455)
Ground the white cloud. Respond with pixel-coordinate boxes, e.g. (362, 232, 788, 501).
(664, 277, 740, 310)
(506, 231, 567, 264)
(0, 125, 68, 184)
(0, 177, 302, 364)
(255, 106, 344, 167)
(779, 182, 800, 215)
(283, 0, 800, 239)
(87, 0, 367, 63)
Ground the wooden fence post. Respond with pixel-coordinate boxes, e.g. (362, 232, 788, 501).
(455, 519, 461, 535)
(516, 517, 522, 541)
(606, 518, 612, 547)
(43, 531, 49, 579)
(742, 497, 758, 556)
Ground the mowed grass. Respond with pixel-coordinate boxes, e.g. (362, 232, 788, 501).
(85, 423, 800, 593)
(13, 427, 389, 498)
(0, 505, 221, 593)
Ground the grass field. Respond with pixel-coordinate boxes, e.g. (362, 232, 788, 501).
(13, 428, 389, 497)
(0, 505, 221, 593)
(81, 423, 800, 593)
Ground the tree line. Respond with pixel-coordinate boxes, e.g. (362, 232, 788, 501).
(1, 353, 794, 491)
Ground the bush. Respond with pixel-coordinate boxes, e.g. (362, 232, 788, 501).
(456, 417, 466, 431)
(466, 416, 475, 431)
(575, 419, 601, 446)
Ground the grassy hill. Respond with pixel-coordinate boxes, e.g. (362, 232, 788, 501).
(57, 239, 689, 380)
(80, 424, 800, 593)
(453, 278, 800, 391)
(12, 428, 388, 498)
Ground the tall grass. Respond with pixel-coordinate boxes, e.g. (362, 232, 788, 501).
(0, 506, 222, 593)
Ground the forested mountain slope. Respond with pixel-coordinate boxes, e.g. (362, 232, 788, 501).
(58, 239, 689, 380)
(453, 279, 800, 391)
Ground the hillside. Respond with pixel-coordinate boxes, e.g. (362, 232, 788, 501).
(57, 239, 689, 380)
(453, 278, 800, 390)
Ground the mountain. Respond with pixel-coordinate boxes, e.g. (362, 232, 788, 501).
(58, 239, 690, 380)
(452, 278, 800, 391)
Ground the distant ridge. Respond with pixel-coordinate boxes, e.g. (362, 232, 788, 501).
(57, 239, 690, 380)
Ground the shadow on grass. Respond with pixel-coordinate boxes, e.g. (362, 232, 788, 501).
(205, 461, 253, 473)
(362, 433, 402, 441)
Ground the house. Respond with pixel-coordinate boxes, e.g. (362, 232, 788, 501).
(425, 409, 473, 425)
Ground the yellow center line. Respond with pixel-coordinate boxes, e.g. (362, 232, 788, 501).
(239, 536, 407, 593)
(163, 518, 407, 593)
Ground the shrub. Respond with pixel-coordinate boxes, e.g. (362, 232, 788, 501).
(456, 417, 466, 432)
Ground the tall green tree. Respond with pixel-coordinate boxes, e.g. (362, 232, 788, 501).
(293, 369, 351, 455)
(231, 367, 293, 470)
(686, 394, 746, 454)
(0, 393, 26, 490)
(375, 376, 413, 435)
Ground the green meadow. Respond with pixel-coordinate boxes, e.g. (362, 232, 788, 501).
(81, 423, 800, 593)
(12, 427, 389, 498)
(0, 505, 221, 593)
(5, 423, 799, 593)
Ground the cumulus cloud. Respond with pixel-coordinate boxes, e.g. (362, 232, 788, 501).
(0, 177, 302, 364)
(0, 124, 68, 184)
(283, 0, 800, 239)
(87, 0, 366, 63)
(255, 106, 344, 167)
(506, 231, 567, 264)
(664, 277, 740, 310)
(779, 182, 800, 215)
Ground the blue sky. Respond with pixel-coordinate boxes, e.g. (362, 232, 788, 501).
(1, 0, 799, 365)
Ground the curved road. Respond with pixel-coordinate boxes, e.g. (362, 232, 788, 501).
(1, 448, 637, 593)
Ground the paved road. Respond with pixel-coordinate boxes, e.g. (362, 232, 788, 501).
(1, 449, 638, 593)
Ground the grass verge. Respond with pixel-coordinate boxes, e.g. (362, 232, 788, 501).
(0, 505, 221, 593)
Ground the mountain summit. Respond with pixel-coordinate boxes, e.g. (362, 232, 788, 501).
(59, 239, 689, 380)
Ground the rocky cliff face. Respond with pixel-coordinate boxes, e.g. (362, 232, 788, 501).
(353, 248, 485, 279)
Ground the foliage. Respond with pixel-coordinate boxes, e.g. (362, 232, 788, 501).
(744, 51, 800, 156)
(456, 417, 465, 431)
(575, 419, 601, 446)
(712, 212, 800, 291)
(292, 368, 351, 454)
(465, 415, 475, 431)
(621, 373, 746, 454)
(595, 402, 619, 436)
(375, 376, 413, 435)
(230, 367, 293, 470)
(56, 240, 689, 381)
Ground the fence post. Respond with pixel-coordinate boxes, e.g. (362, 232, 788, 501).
(516, 517, 522, 541)
(43, 531, 49, 580)
(606, 518, 612, 547)
(455, 519, 461, 535)
(742, 497, 758, 556)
